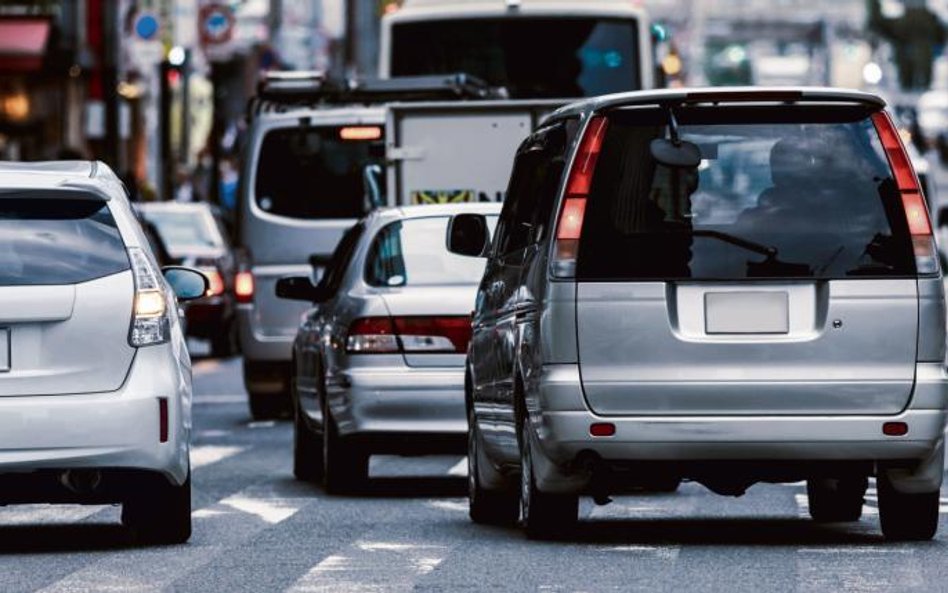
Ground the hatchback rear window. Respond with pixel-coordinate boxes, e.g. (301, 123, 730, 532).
(577, 106, 916, 280)
(254, 126, 385, 220)
(365, 216, 498, 287)
(0, 195, 129, 286)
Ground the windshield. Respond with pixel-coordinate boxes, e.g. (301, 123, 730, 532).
(577, 106, 916, 280)
(366, 216, 499, 287)
(144, 209, 224, 251)
(255, 126, 386, 220)
(391, 18, 640, 99)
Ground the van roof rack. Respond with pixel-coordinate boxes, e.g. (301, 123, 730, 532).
(247, 72, 501, 119)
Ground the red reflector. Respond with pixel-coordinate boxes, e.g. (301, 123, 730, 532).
(159, 398, 169, 443)
(339, 126, 382, 141)
(556, 198, 587, 241)
(590, 422, 616, 437)
(883, 422, 908, 437)
(902, 192, 932, 236)
(234, 271, 254, 304)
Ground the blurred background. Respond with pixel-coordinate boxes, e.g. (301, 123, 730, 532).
(1, 0, 948, 207)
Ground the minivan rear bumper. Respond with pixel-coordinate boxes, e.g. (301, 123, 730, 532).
(530, 363, 948, 492)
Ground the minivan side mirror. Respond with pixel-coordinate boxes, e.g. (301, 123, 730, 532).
(447, 213, 491, 257)
(275, 275, 326, 302)
(163, 267, 209, 301)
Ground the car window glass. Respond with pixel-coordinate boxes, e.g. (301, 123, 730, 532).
(317, 222, 364, 297)
(366, 215, 499, 287)
(0, 195, 130, 286)
(143, 209, 224, 251)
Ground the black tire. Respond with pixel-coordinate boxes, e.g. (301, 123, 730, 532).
(122, 472, 192, 545)
(293, 386, 323, 482)
(806, 477, 866, 523)
(248, 391, 285, 420)
(519, 420, 578, 540)
(468, 407, 518, 526)
(642, 476, 682, 493)
(878, 474, 939, 541)
(322, 406, 368, 495)
(209, 319, 238, 358)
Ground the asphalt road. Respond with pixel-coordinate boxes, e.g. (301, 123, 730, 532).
(0, 353, 947, 593)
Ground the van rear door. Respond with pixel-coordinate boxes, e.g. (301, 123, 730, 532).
(573, 105, 921, 416)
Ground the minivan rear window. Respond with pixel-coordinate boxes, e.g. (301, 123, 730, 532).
(0, 195, 130, 286)
(577, 106, 916, 280)
(254, 126, 385, 220)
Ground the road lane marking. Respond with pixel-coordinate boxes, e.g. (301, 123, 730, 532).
(247, 420, 277, 429)
(447, 457, 467, 477)
(796, 545, 924, 592)
(220, 492, 302, 524)
(192, 394, 246, 404)
(426, 499, 468, 513)
(0, 504, 106, 525)
(595, 545, 680, 560)
(191, 445, 245, 469)
(286, 540, 448, 593)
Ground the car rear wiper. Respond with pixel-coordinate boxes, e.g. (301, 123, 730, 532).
(688, 229, 778, 260)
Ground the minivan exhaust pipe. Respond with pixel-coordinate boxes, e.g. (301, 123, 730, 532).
(59, 470, 102, 495)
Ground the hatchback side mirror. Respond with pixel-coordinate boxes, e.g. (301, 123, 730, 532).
(276, 275, 325, 302)
(447, 213, 491, 257)
(163, 267, 209, 302)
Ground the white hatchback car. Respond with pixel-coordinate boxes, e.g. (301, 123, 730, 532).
(0, 161, 207, 544)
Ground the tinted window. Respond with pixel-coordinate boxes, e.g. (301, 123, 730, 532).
(143, 209, 224, 251)
(255, 127, 385, 220)
(391, 18, 640, 99)
(366, 216, 498, 287)
(578, 107, 915, 280)
(0, 196, 129, 286)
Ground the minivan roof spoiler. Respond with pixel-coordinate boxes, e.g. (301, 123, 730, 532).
(247, 72, 503, 119)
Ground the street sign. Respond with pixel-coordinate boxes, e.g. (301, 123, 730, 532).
(133, 12, 160, 41)
(199, 3, 235, 46)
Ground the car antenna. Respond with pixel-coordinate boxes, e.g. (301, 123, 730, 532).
(666, 107, 682, 147)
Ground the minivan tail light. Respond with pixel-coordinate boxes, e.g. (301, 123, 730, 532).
(128, 247, 171, 347)
(346, 316, 472, 354)
(872, 111, 938, 275)
(235, 271, 254, 303)
(553, 115, 608, 278)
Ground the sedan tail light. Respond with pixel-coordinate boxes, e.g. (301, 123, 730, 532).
(128, 247, 171, 347)
(346, 316, 472, 354)
(201, 268, 225, 297)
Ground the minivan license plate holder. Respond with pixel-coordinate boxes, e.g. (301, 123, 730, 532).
(0, 328, 9, 372)
(704, 292, 789, 335)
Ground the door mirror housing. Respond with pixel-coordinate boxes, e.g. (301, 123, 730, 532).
(275, 275, 326, 302)
(447, 213, 491, 257)
(162, 267, 209, 301)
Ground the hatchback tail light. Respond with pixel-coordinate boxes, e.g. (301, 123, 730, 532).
(872, 111, 938, 275)
(128, 247, 171, 347)
(235, 271, 254, 304)
(552, 115, 608, 278)
(346, 316, 472, 354)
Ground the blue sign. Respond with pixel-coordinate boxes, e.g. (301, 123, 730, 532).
(134, 13, 160, 41)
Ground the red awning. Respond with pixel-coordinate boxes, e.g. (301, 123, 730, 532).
(0, 18, 51, 72)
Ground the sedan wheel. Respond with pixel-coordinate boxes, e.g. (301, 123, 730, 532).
(468, 409, 518, 526)
(322, 403, 368, 495)
(519, 420, 578, 540)
(292, 383, 323, 482)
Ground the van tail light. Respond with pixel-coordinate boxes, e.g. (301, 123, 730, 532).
(552, 115, 608, 278)
(128, 247, 171, 347)
(872, 111, 938, 275)
(201, 268, 225, 297)
(346, 316, 471, 354)
(235, 271, 255, 304)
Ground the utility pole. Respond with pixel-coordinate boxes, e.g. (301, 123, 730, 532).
(102, 0, 120, 170)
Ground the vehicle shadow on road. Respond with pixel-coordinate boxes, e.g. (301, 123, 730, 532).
(0, 524, 139, 554)
(350, 476, 467, 499)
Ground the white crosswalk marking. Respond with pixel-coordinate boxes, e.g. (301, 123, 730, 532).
(796, 546, 924, 592)
(219, 492, 303, 524)
(190, 445, 245, 469)
(286, 540, 449, 593)
(0, 504, 105, 525)
(447, 457, 467, 477)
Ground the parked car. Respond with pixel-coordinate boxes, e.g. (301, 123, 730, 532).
(276, 203, 500, 494)
(450, 88, 948, 540)
(137, 202, 239, 357)
(916, 88, 948, 163)
(0, 161, 208, 544)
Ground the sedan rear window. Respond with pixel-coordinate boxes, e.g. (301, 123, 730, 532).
(0, 195, 130, 286)
(254, 126, 385, 220)
(366, 216, 498, 287)
(577, 106, 916, 280)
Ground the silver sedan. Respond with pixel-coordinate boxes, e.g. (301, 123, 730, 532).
(277, 203, 500, 494)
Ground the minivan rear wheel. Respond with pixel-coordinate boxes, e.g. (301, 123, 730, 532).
(807, 477, 866, 523)
(122, 471, 192, 545)
(878, 474, 939, 541)
(519, 420, 578, 540)
(322, 408, 368, 495)
(468, 408, 518, 526)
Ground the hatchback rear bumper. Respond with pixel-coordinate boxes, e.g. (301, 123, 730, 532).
(328, 365, 466, 439)
(0, 346, 190, 486)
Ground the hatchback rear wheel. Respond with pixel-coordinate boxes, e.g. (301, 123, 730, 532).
(122, 471, 192, 545)
(468, 408, 518, 526)
(807, 477, 866, 523)
(878, 474, 939, 541)
(519, 420, 578, 540)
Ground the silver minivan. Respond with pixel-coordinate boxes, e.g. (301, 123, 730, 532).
(449, 88, 948, 540)
(238, 106, 386, 418)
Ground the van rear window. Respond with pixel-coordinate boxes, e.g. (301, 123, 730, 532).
(254, 126, 385, 220)
(577, 107, 916, 280)
(0, 195, 129, 286)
